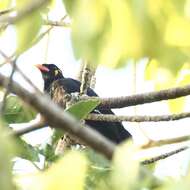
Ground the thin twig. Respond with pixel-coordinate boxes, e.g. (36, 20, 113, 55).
(0, 8, 14, 16)
(0, 73, 116, 160)
(81, 84, 190, 109)
(86, 112, 190, 122)
(142, 136, 190, 149)
(0, 50, 41, 93)
(141, 146, 189, 165)
(43, 20, 70, 27)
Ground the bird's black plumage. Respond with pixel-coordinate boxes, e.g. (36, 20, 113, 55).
(36, 64, 131, 144)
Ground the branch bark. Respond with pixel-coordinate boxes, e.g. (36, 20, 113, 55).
(86, 112, 190, 122)
(82, 84, 190, 109)
(141, 146, 189, 165)
(13, 120, 46, 136)
(142, 135, 190, 149)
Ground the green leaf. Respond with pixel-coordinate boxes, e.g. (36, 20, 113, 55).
(65, 99, 100, 120)
(2, 96, 37, 123)
(39, 143, 58, 163)
(62, 0, 76, 16)
(0, 124, 17, 190)
(16, 137, 39, 162)
(51, 128, 64, 145)
(15, 0, 42, 54)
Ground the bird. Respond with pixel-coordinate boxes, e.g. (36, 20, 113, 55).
(36, 64, 131, 144)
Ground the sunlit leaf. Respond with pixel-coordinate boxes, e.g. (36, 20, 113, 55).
(2, 96, 37, 123)
(72, 0, 107, 61)
(100, 0, 141, 68)
(15, 0, 42, 54)
(145, 59, 159, 80)
(0, 0, 11, 10)
(165, 16, 190, 47)
(168, 63, 190, 113)
(66, 99, 100, 120)
(0, 124, 17, 190)
(16, 151, 88, 190)
(111, 141, 139, 190)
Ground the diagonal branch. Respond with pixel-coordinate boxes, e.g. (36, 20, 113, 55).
(0, 73, 116, 160)
(86, 112, 190, 122)
(13, 120, 46, 136)
(43, 20, 70, 27)
(141, 146, 189, 165)
(142, 135, 190, 149)
(81, 84, 190, 109)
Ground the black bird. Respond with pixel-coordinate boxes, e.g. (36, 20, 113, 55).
(36, 64, 131, 144)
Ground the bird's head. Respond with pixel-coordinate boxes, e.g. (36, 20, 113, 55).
(36, 64, 63, 91)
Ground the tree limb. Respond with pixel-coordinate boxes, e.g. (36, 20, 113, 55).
(86, 112, 190, 122)
(13, 120, 46, 136)
(82, 84, 190, 109)
(141, 146, 189, 165)
(142, 135, 190, 149)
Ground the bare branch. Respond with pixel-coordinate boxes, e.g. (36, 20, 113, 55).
(86, 112, 190, 122)
(81, 84, 190, 109)
(13, 120, 46, 136)
(43, 20, 70, 27)
(141, 146, 189, 165)
(0, 50, 41, 93)
(0, 73, 116, 160)
(142, 135, 190, 149)
(0, 8, 14, 16)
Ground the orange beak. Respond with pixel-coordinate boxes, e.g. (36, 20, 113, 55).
(35, 64, 49, 72)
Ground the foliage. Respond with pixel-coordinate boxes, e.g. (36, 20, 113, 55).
(2, 95, 36, 124)
(1, 0, 190, 190)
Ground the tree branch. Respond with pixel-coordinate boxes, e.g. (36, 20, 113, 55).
(0, 73, 116, 160)
(82, 84, 190, 109)
(142, 135, 190, 149)
(13, 120, 46, 136)
(0, 8, 14, 16)
(43, 20, 70, 27)
(141, 146, 189, 165)
(86, 112, 190, 122)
